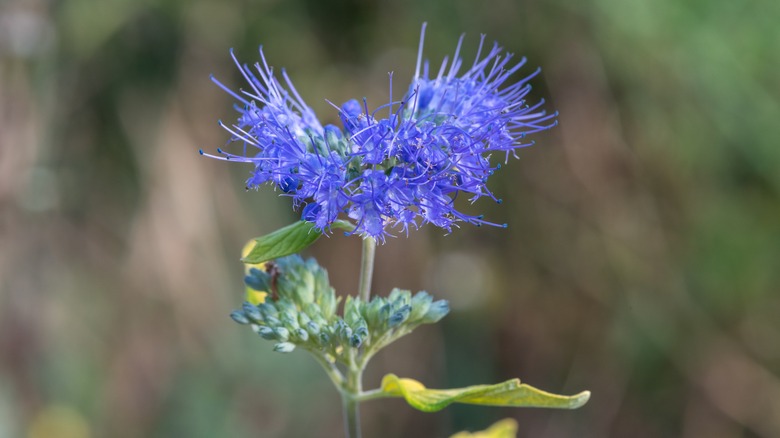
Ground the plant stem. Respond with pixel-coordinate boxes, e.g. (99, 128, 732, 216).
(341, 349, 363, 438)
(357, 237, 376, 302)
(341, 392, 361, 438)
(356, 387, 389, 402)
(342, 237, 375, 437)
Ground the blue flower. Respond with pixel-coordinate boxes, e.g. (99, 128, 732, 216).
(202, 23, 557, 240)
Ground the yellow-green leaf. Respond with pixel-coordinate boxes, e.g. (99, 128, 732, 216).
(379, 374, 590, 412)
(450, 418, 518, 438)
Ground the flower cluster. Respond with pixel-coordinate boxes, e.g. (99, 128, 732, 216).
(202, 24, 557, 239)
(231, 255, 449, 356)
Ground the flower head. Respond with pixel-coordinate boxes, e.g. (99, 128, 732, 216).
(202, 23, 557, 240)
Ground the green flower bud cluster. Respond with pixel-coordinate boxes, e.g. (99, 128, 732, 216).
(230, 255, 449, 366)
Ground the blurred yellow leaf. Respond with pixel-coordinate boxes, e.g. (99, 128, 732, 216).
(450, 418, 518, 438)
(28, 405, 90, 438)
(380, 374, 590, 412)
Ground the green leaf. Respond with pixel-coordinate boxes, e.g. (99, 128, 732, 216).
(450, 418, 518, 438)
(241, 220, 355, 264)
(379, 374, 590, 412)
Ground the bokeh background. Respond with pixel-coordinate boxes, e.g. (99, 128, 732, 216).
(2, 0, 779, 436)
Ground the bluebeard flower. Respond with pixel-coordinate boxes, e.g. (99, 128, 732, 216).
(202, 23, 557, 240)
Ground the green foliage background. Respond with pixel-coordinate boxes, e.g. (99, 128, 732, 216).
(1, 0, 778, 436)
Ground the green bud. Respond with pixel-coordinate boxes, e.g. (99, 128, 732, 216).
(325, 126, 347, 155)
(306, 321, 321, 336)
(296, 269, 315, 305)
(409, 291, 433, 321)
(230, 310, 250, 325)
(303, 302, 322, 319)
(343, 296, 362, 325)
(255, 326, 276, 340)
(388, 288, 412, 306)
(273, 342, 296, 353)
(295, 328, 309, 342)
(355, 325, 369, 339)
(388, 305, 411, 327)
(318, 287, 338, 321)
(274, 299, 296, 315)
(258, 303, 278, 319)
(245, 268, 271, 291)
(274, 327, 290, 342)
(365, 297, 385, 327)
(281, 313, 300, 331)
(313, 263, 332, 294)
(335, 319, 352, 343)
(350, 333, 363, 348)
(422, 300, 450, 324)
(242, 302, 263, 323)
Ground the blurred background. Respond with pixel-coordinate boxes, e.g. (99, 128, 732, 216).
(2, 0, 779, 436)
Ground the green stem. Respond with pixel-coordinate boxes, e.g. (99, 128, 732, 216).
(342, 236, 376, 437)
(357, 237, 376, 302)
(356, 387, 389, 402)
(341, 349, 363, 438)
(309, 352, 344, 388)
(341, 392, 361, 438)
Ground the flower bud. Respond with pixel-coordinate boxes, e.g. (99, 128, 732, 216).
(295, 269, 315, 304)
(422, 300, 450, 323)
(230, 310, 251, 325)
(256, 326, 276, 340)
(364, 297, 385, 327)
(242, 302, 263, 323)
(306, 321, 321, 336)
(274, 327, 290, 342)
(355, 325, 369, 339)
(281, 313, 300, 331)
(388, 304, 411, 327)
(244, 268, 271, 291)
(318, 287, 338, 320)
(273, 342, 296, 353)
(409, 291, 433, 321)
(295, 328, 309, 342)
(258, 303, 277, 319)
(343, 296, 362, 325)
(388, 288, 412, 306)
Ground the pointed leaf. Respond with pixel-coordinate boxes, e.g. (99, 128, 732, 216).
(241, 220, 356, 265)
(450, 418, 518, 438)
(241, 221, 322, 265)
(379, 374, 590, 412)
